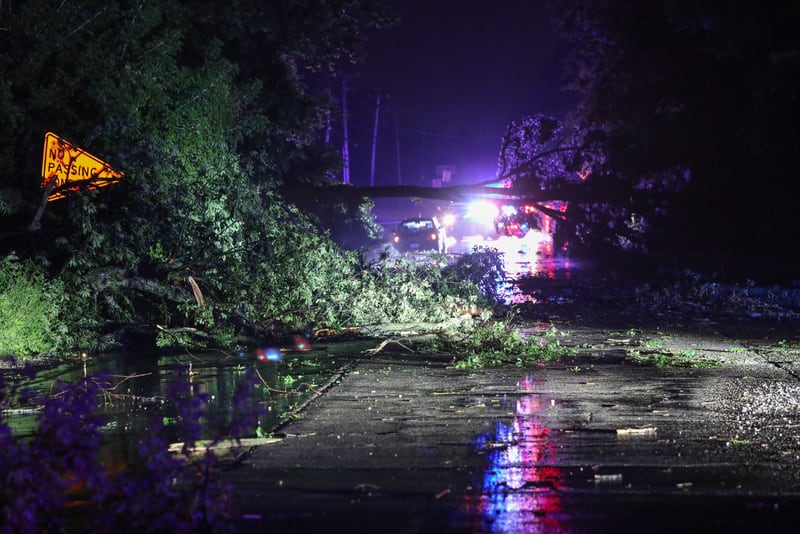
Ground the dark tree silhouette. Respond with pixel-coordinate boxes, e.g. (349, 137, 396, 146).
(344, 0, 800, 265)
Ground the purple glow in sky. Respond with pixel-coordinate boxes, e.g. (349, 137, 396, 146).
(346, 1, 576, 187)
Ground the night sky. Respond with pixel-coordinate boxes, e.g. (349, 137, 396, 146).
(345, 1, 576, 188)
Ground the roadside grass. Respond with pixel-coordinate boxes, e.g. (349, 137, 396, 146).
(623, 331, 800, 368)
(423, 312, 576, 369)
(642, 337, 665, 349)
(627, 347, 722, 368)
(0, 255, 70, 358)
(775, 339, 800, 356)
(610, 330, 725, 368)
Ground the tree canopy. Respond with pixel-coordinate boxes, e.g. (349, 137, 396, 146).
(2, 0, 491, 355)
(2, 0, 799, 356)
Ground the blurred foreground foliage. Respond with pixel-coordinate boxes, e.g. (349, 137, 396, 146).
(0, 364, 266, 533)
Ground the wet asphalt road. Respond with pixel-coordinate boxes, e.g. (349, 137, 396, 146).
(224, 322, 800, 533)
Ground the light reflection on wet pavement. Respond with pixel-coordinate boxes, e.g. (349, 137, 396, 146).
(452, 231, 575, 304)
(226, 343, 800, 533)
(466, 375, 568, 532)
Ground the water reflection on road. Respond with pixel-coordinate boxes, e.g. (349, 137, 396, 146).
(464, 375, 569, 533)
(10, 345, 355, 466)
(453, 230, 575, 303)
(453, 233, 577, 530)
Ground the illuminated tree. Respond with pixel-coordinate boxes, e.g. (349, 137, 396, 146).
(0, 0, 400, 347)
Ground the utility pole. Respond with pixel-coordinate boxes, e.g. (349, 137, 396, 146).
(341, 77, 350, 185)
(392, 98, 402, 185)
(370, 94, 381, 187)
(324, 84, 333, 145)
(420, 119, 427, 185)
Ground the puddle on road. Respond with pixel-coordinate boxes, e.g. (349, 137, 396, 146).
(459, 231, 576, 305)
(4, 341, 366, 467)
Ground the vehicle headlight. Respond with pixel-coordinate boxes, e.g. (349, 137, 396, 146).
(466, 201, 499, 224)
(500, 204, 517, 216)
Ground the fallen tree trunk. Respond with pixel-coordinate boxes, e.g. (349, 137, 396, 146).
(316, 177, 635, 207)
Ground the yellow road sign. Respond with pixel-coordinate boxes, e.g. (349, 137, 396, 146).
(41, 132, 123, 201)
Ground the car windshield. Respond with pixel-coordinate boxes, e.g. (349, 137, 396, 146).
(400, 219, 435, 231)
